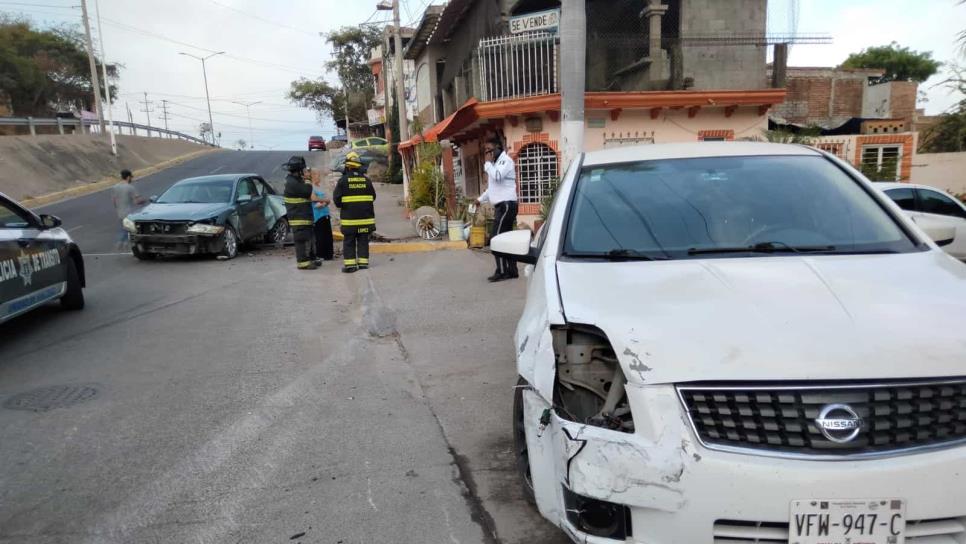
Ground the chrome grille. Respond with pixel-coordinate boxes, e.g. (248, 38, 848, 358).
(679, 379, 966, 457)
(713, 517, 966, 543)
(137, 221, 188, 235)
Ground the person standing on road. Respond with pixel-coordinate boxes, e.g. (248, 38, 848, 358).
(282, 156, 318, 270)
(476, 137, 518, 282)
(311, 172, 334, 262)
(111, 169, 145, 251)
(333, 151, 376, 274)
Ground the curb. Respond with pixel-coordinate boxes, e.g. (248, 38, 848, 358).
(21, 147, 223, 208)
(370, 240, 467, 254)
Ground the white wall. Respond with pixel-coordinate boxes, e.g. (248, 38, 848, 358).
(912, 152, 966, 194)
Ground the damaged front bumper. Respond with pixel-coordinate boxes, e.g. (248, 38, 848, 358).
(522, 383, 966, 544)
(130, 233, 225, 255)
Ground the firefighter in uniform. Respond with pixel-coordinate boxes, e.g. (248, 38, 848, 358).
(282, 156, 319, 270)
(333, 151, 376, 273)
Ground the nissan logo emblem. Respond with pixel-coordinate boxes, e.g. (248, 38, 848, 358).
(815, 403, 864, 443)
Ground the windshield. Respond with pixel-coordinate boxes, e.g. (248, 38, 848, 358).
(157, 180, 234, 204)
(564, 155, 918, 259)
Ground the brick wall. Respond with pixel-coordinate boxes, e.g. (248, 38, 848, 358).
(831, 78, 864, 118)
(775, 77, 831, 124)
(888, 81, 918, 129)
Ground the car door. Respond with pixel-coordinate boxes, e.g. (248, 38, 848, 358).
(0, 197, 66, 321)
(234, 178, 261, 240)
(250, 177, 270, 235)
(915, 188, 966, 260)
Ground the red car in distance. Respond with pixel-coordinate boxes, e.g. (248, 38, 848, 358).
(308, 136, 326, 151)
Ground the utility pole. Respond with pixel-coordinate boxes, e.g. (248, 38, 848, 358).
(125, 101, 134, 134)
(79, 0, 105, 132)
(559, 0, 586, 170)
(378, 1, 408, 141)
(159, 99, 171, 133)
(232, 100, 261, 149)
(139, 92, 154, 127)
(179, 51, 224, 147)
(93, 0, 115, 154)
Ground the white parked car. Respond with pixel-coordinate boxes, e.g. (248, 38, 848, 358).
(493, 143, 966, 544)
(877, 182, 966, 261)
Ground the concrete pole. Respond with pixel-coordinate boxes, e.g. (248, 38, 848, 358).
(93, 0, 116, 155)
(392, 1, 409, 141)
(559, 0, 586, 170)
(80, 0, 105, 133)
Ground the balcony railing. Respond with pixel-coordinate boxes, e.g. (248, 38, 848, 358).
(477, 32, 558, 102)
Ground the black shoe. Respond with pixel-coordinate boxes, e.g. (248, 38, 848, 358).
(358, 265, 369, 270)
(313, 259, 323, 267)
(298, 262, 319, 271)
(505, 270, 519, 279)
(487, 272, 508, 283)
(342, 266, 358, 274)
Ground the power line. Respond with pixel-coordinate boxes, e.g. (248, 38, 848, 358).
(0, 1, 75, 8)
(202, 0, 318, 38)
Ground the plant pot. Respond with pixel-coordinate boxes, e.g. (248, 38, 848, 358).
(468, 226, 486, 248)
(448, 221, 465, 241)
(439, 216, 448, 236)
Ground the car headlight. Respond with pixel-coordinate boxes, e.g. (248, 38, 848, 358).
(186, 222, 225, 235)
(122, 217, 136, 233)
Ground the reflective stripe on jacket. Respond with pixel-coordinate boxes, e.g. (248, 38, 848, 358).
(283, 173, 314, 228)
(333, 168, 376, 232)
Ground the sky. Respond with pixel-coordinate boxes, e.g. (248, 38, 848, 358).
(4, 0, 965, 151)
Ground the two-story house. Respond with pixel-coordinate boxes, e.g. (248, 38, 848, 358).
(397, 0, 787, 221)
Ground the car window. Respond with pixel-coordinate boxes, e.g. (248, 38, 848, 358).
(158, 180, 234, 204)
(0, 200, 33, 229)
(917, 189, 966, 219)
(564, 155, 919, 259)
(237, 178, 257, 199)
(885, 188, 917, 211)
(254, 178, 268, 196)
(371, 137, 386, 145)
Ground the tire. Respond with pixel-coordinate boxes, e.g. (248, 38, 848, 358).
(219, 225, 239, 260)
(60, 257, 84, 310)
(132, 246, 156, 261)
(266, 217, 289, 247)
(513, 376, 536, 504)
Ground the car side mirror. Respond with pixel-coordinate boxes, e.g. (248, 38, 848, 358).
(149, 195, 158, 203)
(914, 216, 956, 247)
(492, 229, 539, 265)
(39, 214, 62, 229)
(237, 194, 253, 203)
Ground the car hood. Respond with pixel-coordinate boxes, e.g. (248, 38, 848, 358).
(555, 251, 966, 385)
(129, 203, 232, 222)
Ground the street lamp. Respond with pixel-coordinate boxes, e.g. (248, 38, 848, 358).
(232, 100, 261, 149)
(179, 51, 224, 146)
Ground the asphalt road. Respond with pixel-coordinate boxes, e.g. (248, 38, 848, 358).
(0, 150, 565, 544)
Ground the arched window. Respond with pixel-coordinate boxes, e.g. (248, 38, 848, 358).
(516, 143, 558, 204)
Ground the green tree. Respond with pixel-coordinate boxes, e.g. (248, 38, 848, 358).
(0, 17, 119, 116)
(287, 26, 381, 126)
(840, 42, 941, 84)
(920, 63, 966, 152)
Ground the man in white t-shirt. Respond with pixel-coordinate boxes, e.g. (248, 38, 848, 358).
(476, 137, 518, 282)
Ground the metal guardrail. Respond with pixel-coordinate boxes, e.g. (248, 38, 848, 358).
(0, 116, 214, 146)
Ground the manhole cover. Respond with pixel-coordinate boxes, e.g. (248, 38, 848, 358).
(3, 384, 99, 412)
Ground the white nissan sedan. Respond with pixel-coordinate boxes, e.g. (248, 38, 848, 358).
(493, 143, 966, 544)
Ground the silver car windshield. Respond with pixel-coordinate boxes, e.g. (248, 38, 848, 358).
(564, 155, 919, 259)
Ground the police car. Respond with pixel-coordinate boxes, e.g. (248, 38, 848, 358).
(0, 192, 85, 324)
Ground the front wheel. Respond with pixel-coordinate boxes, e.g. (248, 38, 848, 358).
(219, 225, 239, 260)
(513, 376, 535, 504)
(266, 217, 289, 247)
(60, 257, 84, 310)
